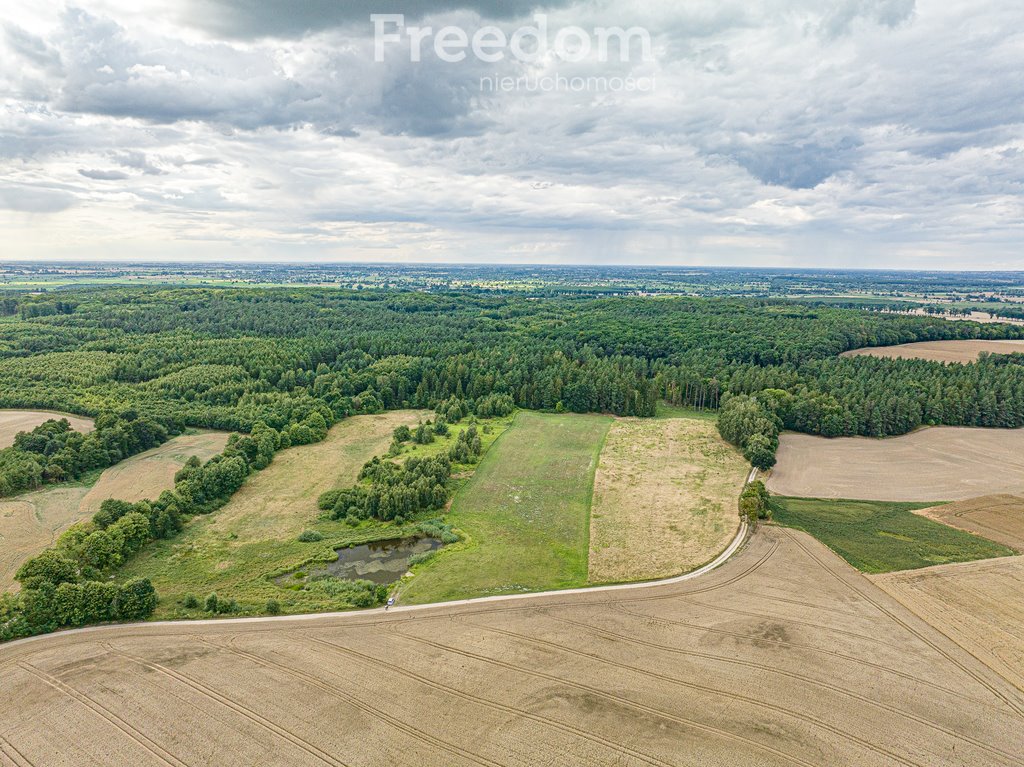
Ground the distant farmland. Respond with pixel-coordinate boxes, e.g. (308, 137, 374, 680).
(841, 339, 1024, 363)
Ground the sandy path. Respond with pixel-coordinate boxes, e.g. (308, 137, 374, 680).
(2, 525, 1021, 767)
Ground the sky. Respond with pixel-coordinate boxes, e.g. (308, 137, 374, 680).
(1, 0, 1023, 269)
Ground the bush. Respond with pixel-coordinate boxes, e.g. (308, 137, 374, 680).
(297, 529, 323, 542)
(265, 599, 281, 615)
(739, 481, 771, 522)
(183, 594, 199, 609)
(204, 592, 219, 612)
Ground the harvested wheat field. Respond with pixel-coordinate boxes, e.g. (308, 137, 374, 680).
(768, 427, 1024, 501)
(841, 339, 1024, 363)
(914, 494, 1024, 550)
(588, 414, 748, 583)
(0, 409, 93, 449)
(79, 431, 230, 516)
(2, 526, 1022, 767)
(873, 556, 1024, 692)
(0, 432, 228, 592)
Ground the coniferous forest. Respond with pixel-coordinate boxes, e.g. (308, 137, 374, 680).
(3, 286, 1024, 638)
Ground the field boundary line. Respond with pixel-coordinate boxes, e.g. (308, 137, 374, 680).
(0, 517, 749, 650)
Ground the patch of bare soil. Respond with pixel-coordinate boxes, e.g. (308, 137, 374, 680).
(768, 427, 1024, 501)
(2, 526, 1021, 766)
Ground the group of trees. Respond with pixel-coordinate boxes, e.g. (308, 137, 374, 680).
(0, 411, 174, 497)
(319, 424, 484, 524)
(2, 413, 328, 640)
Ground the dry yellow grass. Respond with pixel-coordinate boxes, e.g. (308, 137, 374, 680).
(841, 339, 1024, 363)
(0, 432, 228, 592)
(873, 556, 1024, 692)
(588, 415, 748, 583)
(0, 409, 93, 449)
(768, 427, 1024, 501)
(79, 432, 229, 516)
(914, 494, 1024, 551)
(2, 527, 1021, 766)
(199, 410, 427, 541)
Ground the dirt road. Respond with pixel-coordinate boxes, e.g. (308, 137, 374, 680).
(2, 525, 1020, 766)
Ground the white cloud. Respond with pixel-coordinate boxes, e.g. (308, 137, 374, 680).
(0, 0, 1022, 267)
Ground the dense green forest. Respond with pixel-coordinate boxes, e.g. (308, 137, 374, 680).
(3, 286, 1024, 639)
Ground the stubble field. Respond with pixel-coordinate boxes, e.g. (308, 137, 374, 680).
(1, 526, 1021, 766)
(912, 494, 1024, 550)
(872, 498, 1024, 692)
(768, 427, 1024, 501)
(587, 411, 748, 583)
(0, 410, 94, 449)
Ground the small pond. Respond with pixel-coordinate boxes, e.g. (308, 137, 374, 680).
(280, 536, 443, 587)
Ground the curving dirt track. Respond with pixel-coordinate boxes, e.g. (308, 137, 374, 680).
(2, 526, 1022, 767)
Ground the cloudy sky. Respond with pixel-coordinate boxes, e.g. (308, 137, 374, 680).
(2, 0, 1022, 268)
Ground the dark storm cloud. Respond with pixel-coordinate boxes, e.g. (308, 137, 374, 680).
(718, 138, 863, 190)
(181, 0, 572, 39)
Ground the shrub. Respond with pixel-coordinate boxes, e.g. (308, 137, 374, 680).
(265, 599, 281, 615)
(183, 594, 199, 609)
(204, 592, 219, 612)
(297, 529, 323, 542)
(739, 481, 771, 522)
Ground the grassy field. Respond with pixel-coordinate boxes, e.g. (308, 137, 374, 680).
(399, 411, 612, 603)
(119, 412, 513, 617)
(588, 412, 747, 583)
(770, 496, 1016, 573)
(79, 431, 229, 516)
